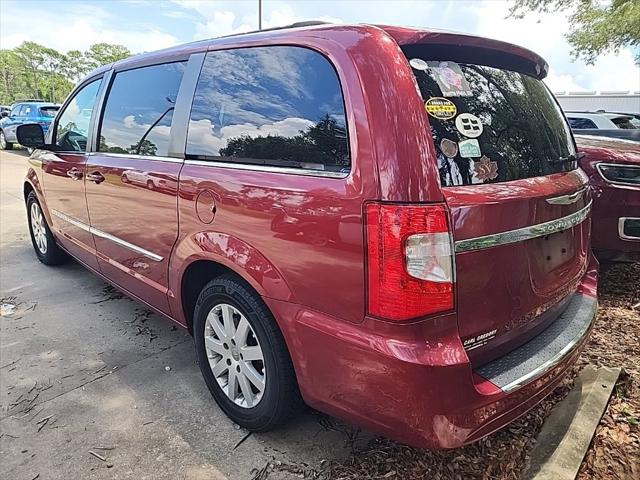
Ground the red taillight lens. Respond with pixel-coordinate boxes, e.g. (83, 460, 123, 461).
(366, 203, 454, 321)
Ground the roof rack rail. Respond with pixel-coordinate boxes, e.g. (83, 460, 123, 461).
(14, 99, 47, 103)
(219, 20, 330, 39)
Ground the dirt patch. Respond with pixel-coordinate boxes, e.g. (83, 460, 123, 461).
(253, 263, 639, 480)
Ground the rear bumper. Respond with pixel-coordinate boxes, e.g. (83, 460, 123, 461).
(266, 254, 598, 449)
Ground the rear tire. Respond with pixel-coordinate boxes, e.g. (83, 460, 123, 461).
(26, 191, 68, 265)
(193, 275, 301, 431)
(0, 130, 13, 150)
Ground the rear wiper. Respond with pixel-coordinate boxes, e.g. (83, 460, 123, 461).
(548, 152, 585, 164)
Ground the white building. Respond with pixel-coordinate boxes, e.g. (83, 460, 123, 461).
(554, 91, 640, 114)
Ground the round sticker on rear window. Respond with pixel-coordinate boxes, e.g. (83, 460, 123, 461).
(425, 97, 457, 120)
(409, 58, 429, 71)
(455, 113, 483, 138)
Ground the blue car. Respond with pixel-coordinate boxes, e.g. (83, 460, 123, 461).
(0, 101, 60, 150)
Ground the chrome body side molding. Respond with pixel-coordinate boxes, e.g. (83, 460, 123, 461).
(51, 210, 163, 262)
(455, 202, 592, 253)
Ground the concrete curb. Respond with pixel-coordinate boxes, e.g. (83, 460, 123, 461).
(524, 365, 621, 480)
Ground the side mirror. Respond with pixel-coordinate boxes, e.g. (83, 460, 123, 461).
(17, 124, 46, 148)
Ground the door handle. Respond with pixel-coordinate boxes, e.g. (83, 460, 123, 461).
(87, 171, 105, 184)
(66, 168, 83, 180)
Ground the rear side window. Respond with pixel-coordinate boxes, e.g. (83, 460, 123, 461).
(610, 117, 637, 129)
(568, 117, 598, 129)
(99, 62, 185, 157)
(39, 106, 59, 118)
(186, 46, 349, 174)
(406, 53, 576, 187)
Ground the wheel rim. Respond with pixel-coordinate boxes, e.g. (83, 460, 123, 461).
(0, 132, 6, 149)
(204, 303, 266, 408)
(30, 202, 48, 254)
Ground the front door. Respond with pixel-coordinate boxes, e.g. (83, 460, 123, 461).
(85, 62, 185, 314)
(41, 78, 103, 271)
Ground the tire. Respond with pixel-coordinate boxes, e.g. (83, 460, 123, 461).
(193, 275, 301, 431)
(26, 191, 68, 265)
(146, 180, 154, 190)
(0, 130, 13, 150)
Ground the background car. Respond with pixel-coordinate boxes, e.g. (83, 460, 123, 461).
(0, 100, 60, 150)
(577, 134, 640, 262)
(566, 111, 640, 142)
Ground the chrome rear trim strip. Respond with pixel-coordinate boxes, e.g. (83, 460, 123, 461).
(455, 201, 592, 253)
(51, 210, 163, 262)
(545, 187, 587, 205)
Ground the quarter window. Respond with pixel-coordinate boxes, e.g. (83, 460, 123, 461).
(55, 79, 102, 152)
(187, 46, 350, 174)
(99, 62, 186, 157)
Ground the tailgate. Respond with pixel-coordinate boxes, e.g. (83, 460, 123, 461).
(445, 170, 591, 364)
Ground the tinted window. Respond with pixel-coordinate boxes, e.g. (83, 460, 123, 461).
(99, 62, 185, 157)
(610, 117, 637, 129)
(568, 117, 598, 129)
(406, 53, 576, 187)
(55, 79, 102, 152)
(187, 46, 349, 173)
(39, 106, 59, 118)
(20, 104, 34, 117)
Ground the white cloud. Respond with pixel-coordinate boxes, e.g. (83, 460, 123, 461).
(0, 2, 177, 53)
(188, 117, 314, 156)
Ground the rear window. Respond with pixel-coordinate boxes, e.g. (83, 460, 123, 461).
(610, 116, 637, 130)
(406, 54, 576, 187)
(39, 106, 59, 118)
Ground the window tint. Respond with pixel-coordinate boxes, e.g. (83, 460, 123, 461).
(20, 104, 34, 117)
(99, 62, 185, 157)
(568, 117, 598, 129)
(610, 117, 637, 129)
(187, 46, 349, 173)
(406, 52, 576, 187)
(55, 79, 102, 152)
(39, 106, 59, 118)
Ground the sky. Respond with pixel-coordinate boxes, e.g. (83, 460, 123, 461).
(1, 0, 638, 93)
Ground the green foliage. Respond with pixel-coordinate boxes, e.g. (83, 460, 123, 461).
(0, 42, 133, 105)
(510, 0, 640, 64)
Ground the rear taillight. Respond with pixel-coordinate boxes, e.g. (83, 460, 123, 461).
(365, 203, 454, 321)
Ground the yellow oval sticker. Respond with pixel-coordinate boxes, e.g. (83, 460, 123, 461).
(425, 97, 457, 120)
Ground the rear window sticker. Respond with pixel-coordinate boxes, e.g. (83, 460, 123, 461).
(474, 155, 499, 181)
(458, 139, 481, 158)
(455, 113, 483, 138)
(427, 61, 473, 97)
(440, 138, 458, 158)
(409, 58, 429, 71)
(425, 97, 457, 120)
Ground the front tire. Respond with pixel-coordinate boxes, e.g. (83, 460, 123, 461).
(0, 130, 13, 150)
(26, 192, 68, 265)
(193, 275, 301, 431)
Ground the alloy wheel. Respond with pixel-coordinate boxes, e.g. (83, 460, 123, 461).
(204, 303, 266, 408)
(0, 132, 6, 149)
(30, 202, 47, 254)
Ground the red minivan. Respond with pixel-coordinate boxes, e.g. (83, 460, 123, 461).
(19, 22, 598, 449)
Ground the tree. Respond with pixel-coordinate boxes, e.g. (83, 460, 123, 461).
(510, 0, 640, 64)
(86, 43, 131, 70)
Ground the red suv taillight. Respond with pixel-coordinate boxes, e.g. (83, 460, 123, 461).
(365, 203, 454, 321)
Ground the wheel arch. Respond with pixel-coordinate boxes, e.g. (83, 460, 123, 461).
(174, 236, 293, 334)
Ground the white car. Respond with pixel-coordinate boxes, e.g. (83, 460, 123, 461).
(566, 111, 638, 130)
